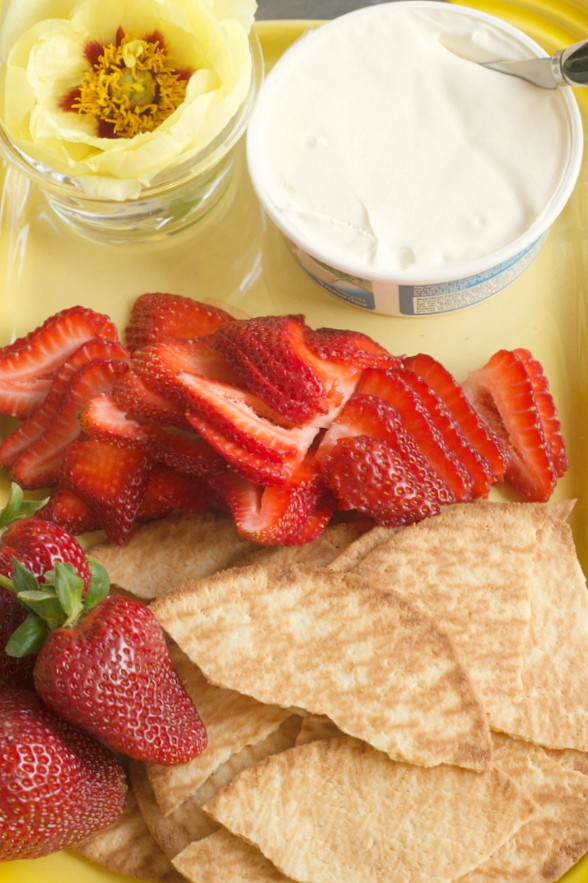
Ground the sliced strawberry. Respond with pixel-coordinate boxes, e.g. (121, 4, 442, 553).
(403, 353, 508, 483)
(211, 314, 362, 426)
(212, 458, 330, 545)
(398, 368, 496, 498)
(180, 373, 317, 485)
(0, 376, 53, 420)
(61, 439, 152, 543)
(136, 464, 212, 522)
(513, 348, 568, 478)
(185, 412, 292, 486)
(463, 349, 558, 501)
(79, 393, 149, 447)
(325, 435, 451, 527)
(10, 359, 130, 489)
(146, 425, 226, 479)
(124, 293, 234, 351)
(79, 393, 228, 479)
(304, 326, 399, 369)
(317, 393, 453, 501)
(38, 488, 101, 535)
(0, 339, 132, 469)
(132, 337, 239, 402)
(112, 370, 188, 429)
(0, 307, 119, 388)
(356, 369, 474, 501)
(317, 393, 455, 522)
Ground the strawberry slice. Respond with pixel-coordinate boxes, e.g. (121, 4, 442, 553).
(79, 393, 149, 447)
(0, 306, 119, 389)
(356, 369, 474, 501)
(513, 348, 568, 478)
(38, 487, 101, 535)
(318, 394, 451, 496)
(61, 439, 152, 543)
(112, 370, 188, 428)
(136, 464, 212, 522)
(180, 373, 318, 485)
(10, 359, 131, 489)
(212, 457, 332, 545)
(0, 339, 132, 470)
(132, 337, 239, 401)
(398, 368, 496, 498)
(304, 326, 399, 369)
(403, 353, 508, 483)
(325, 435, 452, 527)
(317, 394, 455, 523)
(146, 425, 226, 479)
(0, 377, 53, 420)
(463, 349, 559, 501)
(124, 293, 234, 351)
(211, 314, 362, 426)
(79, 392, 227, 479)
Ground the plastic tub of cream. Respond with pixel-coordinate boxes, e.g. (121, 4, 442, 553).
(246, 1, 583, 316)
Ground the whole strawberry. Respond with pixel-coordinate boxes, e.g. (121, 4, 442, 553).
(0, 581, 35, 688)
(0, 685, 126, 860)
(1, 516, 92, 591)
(0, 482, 92, 590)
(33, 593, 207, 765)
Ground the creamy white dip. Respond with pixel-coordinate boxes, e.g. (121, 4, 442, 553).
(247, 2, 572, 276)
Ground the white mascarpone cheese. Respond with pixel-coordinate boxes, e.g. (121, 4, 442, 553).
(247, 3, 572, 275)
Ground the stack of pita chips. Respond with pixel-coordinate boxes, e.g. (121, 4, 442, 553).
(78, 502, 588, 882)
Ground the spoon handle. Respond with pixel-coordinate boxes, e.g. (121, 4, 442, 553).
(558, 39, 588, 86)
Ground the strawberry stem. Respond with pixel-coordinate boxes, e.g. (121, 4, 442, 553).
(0, 558, 110, 657)
(0, 483, 48, 530)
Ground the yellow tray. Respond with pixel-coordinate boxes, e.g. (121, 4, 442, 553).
(0, 3, 587, 880)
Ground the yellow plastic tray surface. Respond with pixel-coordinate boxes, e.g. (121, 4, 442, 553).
(0, 2, 588, 880)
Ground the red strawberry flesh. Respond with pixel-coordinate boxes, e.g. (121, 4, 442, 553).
(463, 349, 557, 501)
(124, 292, 234, 351)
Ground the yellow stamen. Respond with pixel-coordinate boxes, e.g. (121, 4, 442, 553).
(72, 31, 189, 138)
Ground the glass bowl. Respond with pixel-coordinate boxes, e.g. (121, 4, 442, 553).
(0, 29, 264, 244)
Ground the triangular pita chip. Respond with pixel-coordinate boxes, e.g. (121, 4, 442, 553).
(148, 642, 295, 816)
(173, 828, 291, 883)
(458, 733, 588, 881)
(488, 509, 588, 750)
(237, 521, 371, 569)
(202, 736, 534, 883)
(152, 565, 491, 770)
(75, 788, 184, 883)
(89, 512, 255, 599)
(345, 501, 553, 722)
(131, 715, 302, 859)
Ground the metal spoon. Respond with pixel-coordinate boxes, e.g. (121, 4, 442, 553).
(482, 38, 588, 89)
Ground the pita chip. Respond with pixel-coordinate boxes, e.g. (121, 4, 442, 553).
(347, 501, 552, 722)
(173, 828, 291, 883)
(489, 508, 588, 750)
(75, 788, 184, 883)
(237, 521, 371, 569)
(152, 565, 491, 770)
(203, 736, 535, 883)
(131, 715, 302, 859)
(89, 513, 254, 600)
(148, 642, 295, 815)
(459, 734, 588, 882)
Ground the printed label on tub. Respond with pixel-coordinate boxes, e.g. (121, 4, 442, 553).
(396, 238, 546, 315)
(289, 236, 545, 315)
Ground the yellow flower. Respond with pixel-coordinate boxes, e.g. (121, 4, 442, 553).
(0, 0, 257, 199)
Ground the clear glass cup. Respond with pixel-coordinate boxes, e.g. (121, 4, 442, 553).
(0, 29, 263, 244)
